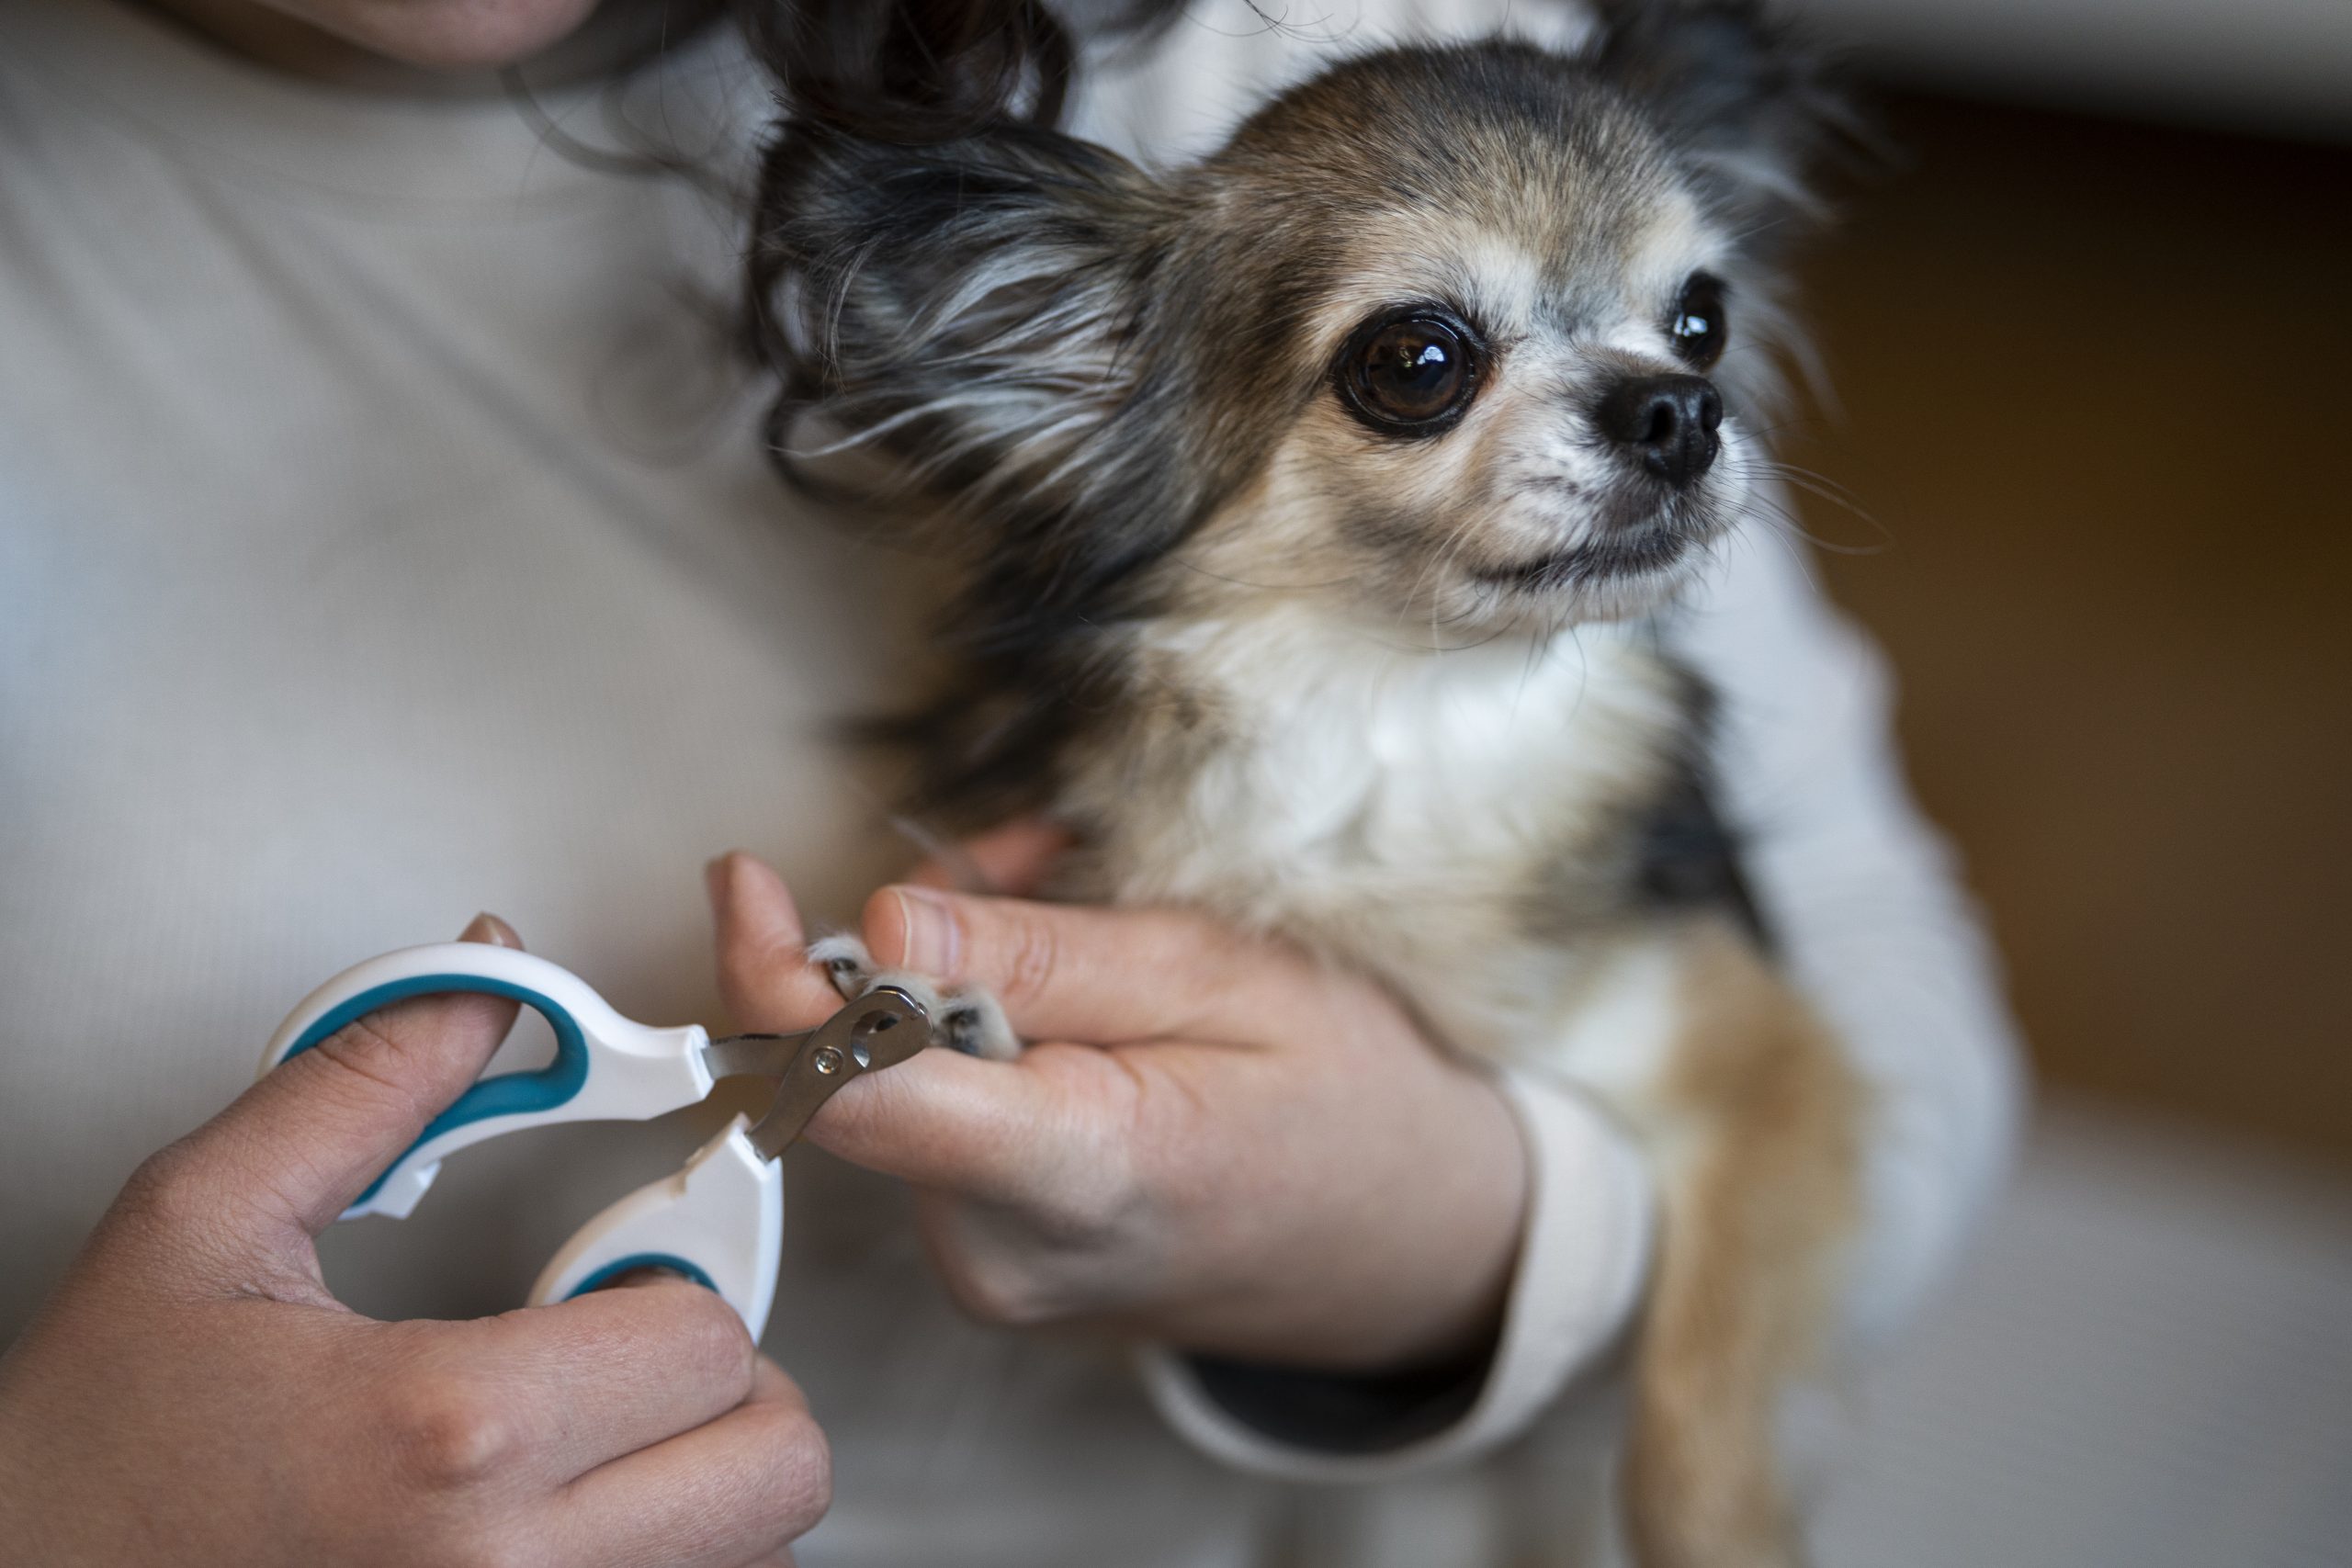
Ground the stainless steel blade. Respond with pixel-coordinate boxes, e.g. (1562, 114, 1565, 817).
(741, 987, 932, 1162)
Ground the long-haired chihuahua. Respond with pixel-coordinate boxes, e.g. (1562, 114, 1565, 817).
(749, 6, 1862, 1562)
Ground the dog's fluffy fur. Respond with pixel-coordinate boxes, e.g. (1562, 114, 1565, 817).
(751, 8, 1864, 1563)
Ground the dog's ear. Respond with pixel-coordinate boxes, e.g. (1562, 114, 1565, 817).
(1591, 1, 1851, 246)
(748, 122, 1186, 626)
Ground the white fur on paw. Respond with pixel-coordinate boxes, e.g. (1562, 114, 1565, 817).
(855, 968, 1021, 1060)
(939, 989, 1020, 1061)
(807, 933, 875, 1001)
(808, 939, 1023, 1059)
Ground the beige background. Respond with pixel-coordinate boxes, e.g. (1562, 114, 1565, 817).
(1783, 90, 2351, 1168)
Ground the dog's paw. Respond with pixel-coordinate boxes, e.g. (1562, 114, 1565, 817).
(806, 932, 876, 1001)
(936, 988, 1019, 1061)
(808, 934, 1022, 1060)
(864, 970, 1020, 1060)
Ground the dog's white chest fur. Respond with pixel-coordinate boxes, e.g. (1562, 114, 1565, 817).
(1064, 604, 1692, 1070)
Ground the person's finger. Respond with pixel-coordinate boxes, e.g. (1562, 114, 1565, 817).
(860, 886, 1334, 1045)
(709, 852, 1138, 1204)
(169, 914, 526, 1239)
(708, 852, 841, 1032)
(904, 818, 1072, 896)
(548, 1356, 830, 1568)
(435, 1273, 759, 1483)
(798, 1035, 1143, 1204)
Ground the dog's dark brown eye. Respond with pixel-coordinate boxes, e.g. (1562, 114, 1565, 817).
(1334, 309, 1485, 435)
(1668, 274, 1728, 368)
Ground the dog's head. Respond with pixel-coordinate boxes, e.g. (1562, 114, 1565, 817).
(752, 4, 1846, 649)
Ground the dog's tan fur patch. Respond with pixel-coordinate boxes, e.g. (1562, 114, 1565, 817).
(1623, 919, 1862, 1568)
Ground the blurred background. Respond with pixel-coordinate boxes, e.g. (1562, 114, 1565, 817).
(1760, 3, 2351, 1562)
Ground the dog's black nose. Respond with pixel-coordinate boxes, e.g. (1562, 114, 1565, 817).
(1596, 374, 1723, 490)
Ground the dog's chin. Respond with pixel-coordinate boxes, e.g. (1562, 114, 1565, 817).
(1470, 523, 1707, 626)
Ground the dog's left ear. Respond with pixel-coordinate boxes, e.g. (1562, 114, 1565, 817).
(746, 119, 1187, 620)
(1592, 1, 1850, 246)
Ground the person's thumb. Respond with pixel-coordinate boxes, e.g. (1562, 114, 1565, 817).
(164, 914, 526, 1244)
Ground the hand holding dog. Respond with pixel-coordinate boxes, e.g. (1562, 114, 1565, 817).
(0, 917, 830, 1568)
(708, 843, 1529, 1371)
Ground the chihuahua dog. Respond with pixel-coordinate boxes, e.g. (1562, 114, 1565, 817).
(749, 6, 1861, 1563)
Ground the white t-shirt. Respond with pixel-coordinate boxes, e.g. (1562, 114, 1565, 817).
(0, 2, 2024, 1562)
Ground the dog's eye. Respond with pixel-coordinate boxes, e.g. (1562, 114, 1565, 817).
(1668, 274, 1728, 368)
(1334, 308, 1485, 435)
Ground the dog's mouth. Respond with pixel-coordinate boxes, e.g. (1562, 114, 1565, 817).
(1475, 524, 1693, 593)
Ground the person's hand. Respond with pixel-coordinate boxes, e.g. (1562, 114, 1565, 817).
(707, 839, 1529, 1371)
(0, 917, 829, 1568)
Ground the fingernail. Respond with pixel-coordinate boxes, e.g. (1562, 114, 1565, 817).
(889, 886, 959, 976)
(460, 912, 523, 949)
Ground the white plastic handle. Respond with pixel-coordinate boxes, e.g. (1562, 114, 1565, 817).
(259, 943, 714, 1220)
(528, 1117, 786, 1339)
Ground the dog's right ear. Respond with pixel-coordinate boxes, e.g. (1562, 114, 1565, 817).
(747, 122, 1183, 607)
